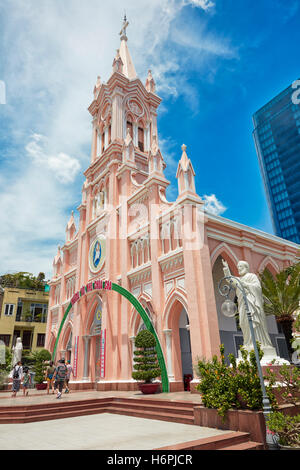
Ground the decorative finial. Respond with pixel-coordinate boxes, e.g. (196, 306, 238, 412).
(181, 144, 187, 152)
(145, 69, 156, 93)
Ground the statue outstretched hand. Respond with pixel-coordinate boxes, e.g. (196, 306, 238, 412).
(222, 259, 231, 277)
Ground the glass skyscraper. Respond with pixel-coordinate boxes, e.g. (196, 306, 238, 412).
(253, 82, 300, 244)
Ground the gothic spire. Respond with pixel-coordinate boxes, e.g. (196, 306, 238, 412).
(176, 144, 196, 196)
(118, 15, 137, 80)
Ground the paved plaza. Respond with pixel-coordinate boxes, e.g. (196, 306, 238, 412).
(0, 412, 228, 450)
(0, 389, 231, 450)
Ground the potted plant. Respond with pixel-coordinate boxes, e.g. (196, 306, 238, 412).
(132, 330, 161, 394)
(267, 411, 300, 449)
(32, 349, 51, 390)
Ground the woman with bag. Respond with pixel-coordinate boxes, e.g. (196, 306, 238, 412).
(10, 361, 23, 398)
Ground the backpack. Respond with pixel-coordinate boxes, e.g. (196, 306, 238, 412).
(13, 366, 20, 379)
(56, 364, 67, 381)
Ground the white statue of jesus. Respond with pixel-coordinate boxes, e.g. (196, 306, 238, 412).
(222, 259, 289, 364)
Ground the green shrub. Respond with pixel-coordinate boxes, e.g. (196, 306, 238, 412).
(31, 349, 51, 384)
(0, 347, 12, 373)
(195, 344, 276, 418)
(132, 330, 161, 384)
(33, 359, 45, 384)
(37, 349, 51, 362)
(267, 411, 300, 447)
(264, 363, 300, 406)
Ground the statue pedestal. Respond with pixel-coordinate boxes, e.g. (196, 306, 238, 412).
(237, 346, 290, 366)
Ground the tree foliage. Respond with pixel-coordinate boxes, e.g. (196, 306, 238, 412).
(0, 272, 46, 290)
(31, 349, 51, 384)
(132, 330, 161, 384)
(260, 263, 300, 321)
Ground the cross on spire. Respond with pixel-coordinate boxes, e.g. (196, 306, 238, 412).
(120, 14, 129, 40)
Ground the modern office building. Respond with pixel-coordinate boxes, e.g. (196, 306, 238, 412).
(253, 82, 300, 244)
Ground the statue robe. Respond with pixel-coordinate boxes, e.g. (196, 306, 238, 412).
(237, 273, 273, 350)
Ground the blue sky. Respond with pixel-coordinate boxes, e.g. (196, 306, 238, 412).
(0, 0, 299, 278)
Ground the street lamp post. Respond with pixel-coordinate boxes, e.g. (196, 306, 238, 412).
(218, 275, 277, 450)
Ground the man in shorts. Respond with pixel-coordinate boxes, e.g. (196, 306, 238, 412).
(53, 359, 67, 399)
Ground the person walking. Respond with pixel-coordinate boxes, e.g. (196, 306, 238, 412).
(64, 360, 73, 394)
(53, 359, 67, 399)
(45, 361, 55, 394)
(10, 361, 23, 398)
(22, 366, 31, 396)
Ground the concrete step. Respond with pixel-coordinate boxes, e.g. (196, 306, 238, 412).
(111, 401, 194, 416)
(220, 441, 264, 450)
(2, 406, 111, 424)
(113, 397, 196, 409)
(0, 397, 110, 412)
(0, 398, 195, 425)
(0, 399, 111, 420)
(108, 406, 195, 425)
(155, 432, 261, 450)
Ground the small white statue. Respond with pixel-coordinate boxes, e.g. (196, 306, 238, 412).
(12, 337, 23, 366)
(222, 260, 287, 364)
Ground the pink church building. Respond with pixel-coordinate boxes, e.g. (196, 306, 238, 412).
(45, 22, 299, 392)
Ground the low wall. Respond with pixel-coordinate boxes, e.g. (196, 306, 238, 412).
(194, 403, 300, 447)
(194, 406, 267, 446)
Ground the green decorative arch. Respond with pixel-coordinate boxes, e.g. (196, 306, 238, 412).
(52, 281, 169, 392)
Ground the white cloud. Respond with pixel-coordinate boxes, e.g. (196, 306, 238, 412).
(0, 163, 74, 279)
(26, 134, 81, 184)
(202, 194, 227, 216)
(185, 0, 215, 11)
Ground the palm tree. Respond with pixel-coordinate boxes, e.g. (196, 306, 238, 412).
(260, 262, 300, 359)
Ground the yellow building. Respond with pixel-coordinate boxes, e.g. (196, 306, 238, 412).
(0, 286, 49, 353)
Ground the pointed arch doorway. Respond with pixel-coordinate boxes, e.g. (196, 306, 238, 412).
(179, 309, 193, 384)
(88, 298, 103, 383)
(165, 296, 193, 389)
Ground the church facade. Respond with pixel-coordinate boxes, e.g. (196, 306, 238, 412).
(45, 23, 299, 391)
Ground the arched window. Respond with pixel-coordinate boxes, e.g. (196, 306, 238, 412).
(138, 307, 153, 333)
(101, 130, 105, 153)
(138, 126, 144, 152)
(108, 116, 112, 145)
(127, 120, 133, 139)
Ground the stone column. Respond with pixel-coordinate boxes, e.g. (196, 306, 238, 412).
(145, 124, 150, 152)
(163, 329, 174, 380)
(97, 131, 102, 158)
(129, 336, 136, 368)
(60, 349, 66, 360)
(82, 335, 91, 381)
(104, 126, 108, 149)
(111, 86, 124, 142)
(133, 123, 138, 147)
(91, 118, 97, 163)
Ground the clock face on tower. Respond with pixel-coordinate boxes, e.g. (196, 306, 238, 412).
(89, 237, 106, 273)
